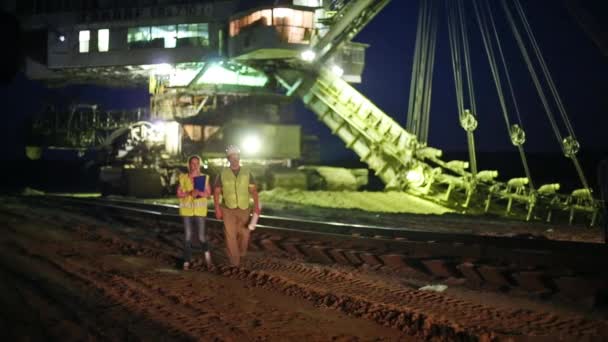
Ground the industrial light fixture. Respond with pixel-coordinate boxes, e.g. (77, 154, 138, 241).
(300, 49, 316, 62)
(405, 167, 425, 188)
(198, 63, 268, 87)
(241, 134, 262, 155)
(58, 35, 66, 42)
(155, 63, 174, 75)
(331, 64, 344, 77)
(152, 120, 165, 133)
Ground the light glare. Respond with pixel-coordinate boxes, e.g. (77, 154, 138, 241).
(300, 50, 316, 62)
(242, 135, 261, 155)
(331, 64, 344, 77)
(406, 169, 425, 188)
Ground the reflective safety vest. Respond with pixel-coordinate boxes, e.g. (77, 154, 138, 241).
(220, 167, 250, 209)
(178, 173, 209, 216)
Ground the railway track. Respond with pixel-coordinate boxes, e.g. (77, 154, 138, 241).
(22, 195, 608, 310)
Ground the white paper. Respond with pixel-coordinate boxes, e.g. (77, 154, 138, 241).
(248, 212, 260, 230)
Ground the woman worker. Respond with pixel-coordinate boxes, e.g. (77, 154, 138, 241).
(176, 155, 212, 270)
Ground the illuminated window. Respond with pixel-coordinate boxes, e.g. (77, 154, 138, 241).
(79, 30, 90, 53)
(229, 9, 271, 37)
(128, 27, 151, 48)
(128, 24, 209, 49)
(177, 23, 209, 47)
(294, 0, 322, 6)
(152, 25, 176, 48)
(272, 8, 292, 20)
(197, 63, 268, 87)
(98, 29, 109, 52)
(229, 8, 313, 44)
(273, 8, 314, 44)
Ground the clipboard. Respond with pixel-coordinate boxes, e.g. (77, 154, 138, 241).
(193, 175, 206, 196)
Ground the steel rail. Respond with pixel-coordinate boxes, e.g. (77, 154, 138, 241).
(16, 194, 608, 277)
(31, 195, 608, 257)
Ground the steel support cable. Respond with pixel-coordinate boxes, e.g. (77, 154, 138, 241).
(447, 0, 478, 176)
(447, 0, 464, 115)
(455, 0, 478, 175)
(415, 1, 431, 140)
(407, 0, 430, 138)
(501, 0, 564, 147)
(473, 0, 510, 130)
(406, 0, 426, 134)
(421, 5, 438, 143)
(457, 0, 477, 116)
(447, 2, 466, 135)
(419, 0, 437, 143)
(407, 0, 436, 143)
(454, 2, 464, 115)
(475, 0, 536, 188)
(485, 0, 523, 126)
(514, 0, 577, 139)
(419, 0, 435, 143)
(572, 155, 591, 191)
(503, 0, 589, 191)
(515, 2, 590, 193)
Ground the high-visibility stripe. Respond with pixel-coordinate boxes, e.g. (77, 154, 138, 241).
(179, 202, 207, 208)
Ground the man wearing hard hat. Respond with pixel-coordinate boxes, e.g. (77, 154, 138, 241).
(213, 145, 261, 266)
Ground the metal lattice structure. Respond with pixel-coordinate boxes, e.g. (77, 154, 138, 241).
(11, 0, 600, 224)
(269, 0, 599, 225)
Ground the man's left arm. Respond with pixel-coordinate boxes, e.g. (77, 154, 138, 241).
(248, 172, 261, 215)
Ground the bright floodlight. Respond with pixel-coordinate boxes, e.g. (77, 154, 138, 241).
(58, 35, 65, 42)
(155, 63, 173, 75)
(405, 168, 425, 188)
(300, 50, 316, 62)
(152, 121, 165, 133)
(242, 134, 262, 155)
(331, 64, 344, 77)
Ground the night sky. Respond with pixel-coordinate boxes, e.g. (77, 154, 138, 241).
(1, 1, 606, 165)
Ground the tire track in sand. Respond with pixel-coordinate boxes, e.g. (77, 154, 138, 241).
(229, 258, 607, 340)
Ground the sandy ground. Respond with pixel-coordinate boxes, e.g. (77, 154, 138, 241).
(1, 196, 607, 341)
(259, 189, 455, 215)
(0, 202, 409, 341)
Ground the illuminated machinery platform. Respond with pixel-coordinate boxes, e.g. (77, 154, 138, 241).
(11, 0, 364, 86)
(7, 0, 601, 225)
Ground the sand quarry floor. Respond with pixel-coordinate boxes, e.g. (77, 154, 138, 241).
(1, 195, 607, 341)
